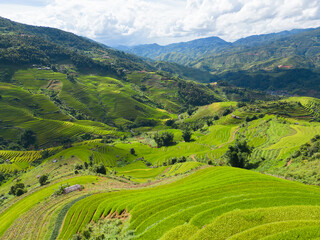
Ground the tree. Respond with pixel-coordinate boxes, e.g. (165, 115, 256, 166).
(20, 129, 36, 148)
(84, 162, 89, 169)
(0, 172, 4, 183)
(225, 140, 252, 168)
(9, 182, 27, 196)
(182, 129, 192, 142)
(41, 150, 50, 159)
(165, 119, 175, 127)
(153, 132, 174, 148)
(16, 188, 25, 196)
(206, 119, 213, 126)
(94, 164, 106, 174)
(130, 148, 135, 155)
(39, 175, 48, 186)
(74, 164, 83, 170)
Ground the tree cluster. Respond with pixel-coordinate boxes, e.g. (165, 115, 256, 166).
(9, 182, 27, 196)
(153, 132, 174, 148)
(225, 140, 253, 168)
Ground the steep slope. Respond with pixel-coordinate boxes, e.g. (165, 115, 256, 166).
(0, 16, 153, 73)
(0, 17, 230, 148)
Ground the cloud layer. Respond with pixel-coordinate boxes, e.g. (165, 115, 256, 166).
(0, 0, 320, 46)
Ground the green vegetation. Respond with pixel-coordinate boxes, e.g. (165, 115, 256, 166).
(39, 174, 48, 186)
(8, 181, 27, 196)
(1, 16, 320, 240)
(153, 132, 174, 148)
(120, 28, 320, 98)
(74, 219, 135, 240)
(225, 140, 252, 168)
(0, 176, 97, 237)
(57, 167, 320, 240)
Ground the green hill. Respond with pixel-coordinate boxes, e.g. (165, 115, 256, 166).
(1, 167, 320, 239)
(1, 16, 320, 240)
(119, 27, 320, 97)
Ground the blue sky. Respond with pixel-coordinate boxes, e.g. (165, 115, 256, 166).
(0, 0, 320, 46)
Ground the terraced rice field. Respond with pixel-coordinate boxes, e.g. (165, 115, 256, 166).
(57, 167, 320, 239)
(0, 176, 97, 238)
(286, 97, 320, 118)
(0, 163, 23, 173)
(263, 124, 320, 160)
(2, 192, 87, 240)
(21, 119, 116, 146)
(0, 150, 42, 163)
(118, 124, 238, 166)
(0, 148, 62, 173)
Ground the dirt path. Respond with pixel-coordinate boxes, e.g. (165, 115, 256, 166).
(286, 159, 292, 166)
(190, 154, 197, 162)
(217, 127, 240, 149)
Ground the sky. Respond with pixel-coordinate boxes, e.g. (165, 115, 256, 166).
(0, 0, 320, 46)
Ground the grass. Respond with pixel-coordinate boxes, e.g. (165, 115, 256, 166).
(191, 205, 320, 240)
(57, 167, 320, 239)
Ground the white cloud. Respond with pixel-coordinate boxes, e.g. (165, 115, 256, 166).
(0, 0, 320, 46)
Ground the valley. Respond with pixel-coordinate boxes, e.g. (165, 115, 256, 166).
(0, 16, 320, 240)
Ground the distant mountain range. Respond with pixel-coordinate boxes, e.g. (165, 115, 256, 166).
(117, 27, 320, 97)
(116, 28, 319, 72)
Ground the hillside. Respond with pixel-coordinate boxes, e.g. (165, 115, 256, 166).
(0, 17, 238, 148)
(1, 166, 320, 239)
(117, 28, 317, 69)
(1, 16, 320, 240)
(0, 16, 214, 83)
(119, 27, 320, 97)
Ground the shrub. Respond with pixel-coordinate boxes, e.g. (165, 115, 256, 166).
(165, 119, 175, 126)
(39, 175, 48, 186)
(84, 162, 89, 169)
(182, 129, 192, 142)
(74, 164, 84, 170)
(53, 184, 70, 196)
(206, 119, 213, 126)
(15, 188, 25, 196)
(130, 148, 135, 155)
(178, 156, 187, 163)
(94, 164, 107, 175)
(222, 108, 232, 116)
